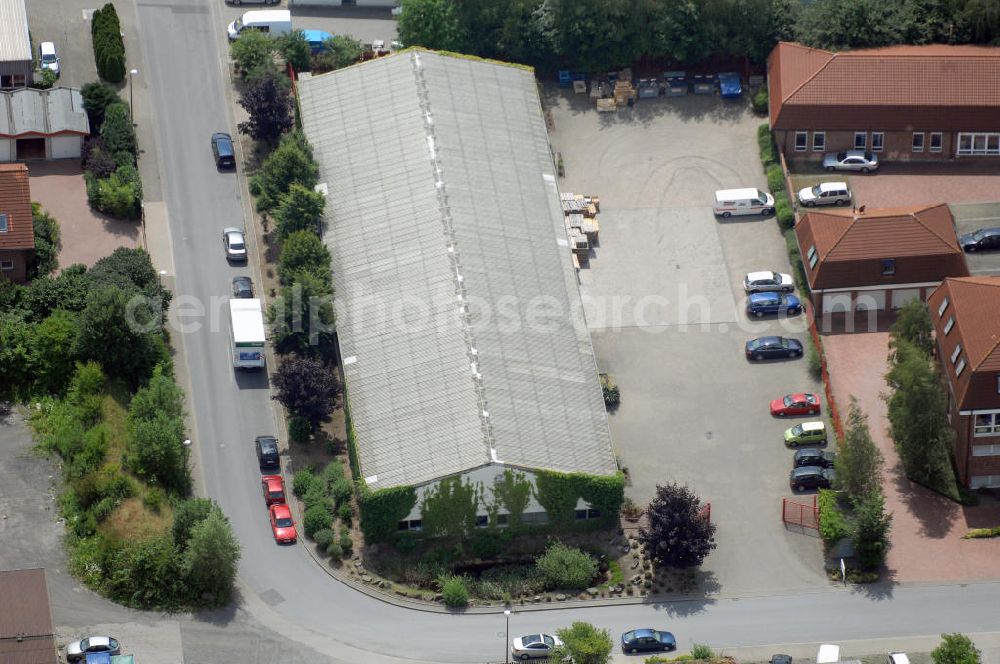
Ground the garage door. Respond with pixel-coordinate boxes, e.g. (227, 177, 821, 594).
(0, 139, 13, 163)
(855, 290, 886, 311)
(891, 288, 921, 309)
(822, 293, 852, 314)
(50, 135, 81, 159)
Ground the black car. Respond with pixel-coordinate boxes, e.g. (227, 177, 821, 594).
(232, 276, 254, 299)
(959, 227, 1000, 253)
(745, 336, 803, 361)
(793, 448, 836, 469)
(212, 132, 236, 169)
(255, 435, 280, 469)
(621, 629, 676, 654)
(789, 465, 835, 492)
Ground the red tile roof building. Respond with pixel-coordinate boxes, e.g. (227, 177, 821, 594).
(768, 42, 1000, 161)
(0, 162, 34, 283)
(927, 277, 1000, 488)
(794, 203, 968, 317)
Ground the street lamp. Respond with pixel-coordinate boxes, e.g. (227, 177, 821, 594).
(128, 69, 139, 121)
(504, 608, 511, 663)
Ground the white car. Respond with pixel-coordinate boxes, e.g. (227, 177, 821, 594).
(66, 635, 121, 661)
(512, 633, 562, 660)
(743, 270, 794, 293)
(222, 227, 247, 262)
(39, 41, 59, 77)
(797, 181, 851, 207)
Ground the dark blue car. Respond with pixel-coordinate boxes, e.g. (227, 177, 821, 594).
(718, 72, 742, 98)
(745, 336, 804, 360)
(622, 629, 676, 654)
(747, 292, 802, 318)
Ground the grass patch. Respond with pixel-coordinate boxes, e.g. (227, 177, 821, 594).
(101, 496, 173, 541)
(963, 526, 1000, 539)
(100, 388, 130, 462)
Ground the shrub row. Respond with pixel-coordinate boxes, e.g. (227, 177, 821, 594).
(83, 101, 141, 220)
(817, 489, 850, 548)
(92, 3, 126, 83)
(292, 462, 354, 556)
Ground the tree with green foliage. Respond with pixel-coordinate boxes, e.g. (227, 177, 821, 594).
(31, 203, 61, 277)
(277, 230, 332, 285)
(0, 275, 19, 311)
(100, 103, 136, 161)
(74, 285, 164, 384)
(278, 31, 313, 72)
(231, 29, 276, 79)
(127, 412, 190, 494)
(269, 271, 336, 354)
(90, 247, 164, 298)
(271, 354, 340, 425)
(0, 312, 33, 399)
(314, 35, 364, 72)
(181, 507, 241, 606)
(273, 184, 326, 240)
(128, 365, 184, 423)
(535, 542, 598, 590)
(398, 0, 464, 51)
(796, 0, 907, 50)
(640, 482, 716, 569)
(439, 574, 469, 607)
(884, 339, 956, 495)
(92, 3, 126, 83)
(835, 396, 884, 501)
(853, 489, 892, 570)
(238, 69, 293, 146)
(172, 497, 215, 549)
(80, 81, 121, 130)
(551, 622, 613, 664)
(250, 132, 318, 212)
(933, 633, 982, 664)
(890, 298, 934, 358)
(30, 310, 78, 395)
(21, 265, 91, 321)
(420, 475, 480, 538)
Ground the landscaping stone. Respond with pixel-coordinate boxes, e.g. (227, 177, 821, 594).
(433, 593, 442, 602)
(533, 595, 542, 603)
(586, 587, 599, 597)
(555, 593, 567, 601)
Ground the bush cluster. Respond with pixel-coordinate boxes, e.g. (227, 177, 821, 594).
(535, 542, 598, 590)
(293, 461, 354, 555)
(92, 3, 126, 83)
(31, 203, 61, 277)
(439, 574, 469, 607)
(84, 102, 141, 220)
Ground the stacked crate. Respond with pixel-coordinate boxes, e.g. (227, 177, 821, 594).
(560, 193, 601, 267)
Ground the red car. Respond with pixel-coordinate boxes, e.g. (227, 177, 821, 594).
(269, 504, 297, 544)
(770, 392, 821, 416)
(261, 475, 286, 506)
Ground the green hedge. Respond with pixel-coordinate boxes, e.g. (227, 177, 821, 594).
(358, 484, 418, 542)
(92, 3, 126, 83)
(817, 489, 850, 548)
(758, 123, 778, 167)
(774, 191, 795, 230)
(752, 88, 769, 116)
(766, 163, 785, 193)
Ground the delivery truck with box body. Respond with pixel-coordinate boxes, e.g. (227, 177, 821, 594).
(230, 299, 266, 369)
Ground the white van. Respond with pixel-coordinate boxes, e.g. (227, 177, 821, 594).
(227, 10, 292, 40)
(713, 188, 775, 218)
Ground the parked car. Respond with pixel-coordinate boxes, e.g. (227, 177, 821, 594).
(743, 270, 794, 293)
(959, 227, 1000, 253)
(226, 0, 280, 5)
(790, 465, 835, 492)
(511, 633, 562, 660)
(222, 227, 247, 261)
(888, 653, 911, 664)
(771, 655, 793, 664)
(770, 392, 821, 416)
(232, 275, 254, 298)
(797, 181, 851, 207)
(39, 41, 60, 77)
(784, 421, 828, 446)
(822, 150, 878, 173)
(269, 503, 297, 543)
(261, 474, 286, 505)
(211, 132, 236, 169)
(255, 435, 280, 469)
(793, 448, 836, 468)
(621, 629, 676, 654)
(66, 636, 121, 662)
(746, 336, 803, 360)
(717, 72, 742, 98)
(746, 292, 802, 318)
(302, 29, 334, 53)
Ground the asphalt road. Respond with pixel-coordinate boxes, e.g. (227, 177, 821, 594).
(126, 2, 1000, 663)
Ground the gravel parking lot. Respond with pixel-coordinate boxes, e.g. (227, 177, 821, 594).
(548, 89, 827, 595)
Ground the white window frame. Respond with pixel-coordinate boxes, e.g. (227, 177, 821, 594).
(794, 131, 808, 152)
(912, 132, 924, 152)
(0, 213, 8, 232)
(951, 344, 962, 364)
(871, 132, 885, 152)
(0, 259, 12, 271)
(972, 444, 1000, 456)
(854, 132, 867, 150)
(937, 297, 949, 316)
(929, 132, 943, 153)
(956, 358, 967, 376)
(812, 131, 826, 152)
(974, 413, 1000, 437)
(957, 132, 1000, 156)
(944, 316, 955, 335)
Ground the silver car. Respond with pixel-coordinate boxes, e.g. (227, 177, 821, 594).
(743, 270, 794, 293)
(223, 227, 247, 262)
(797, 181, 851, 207)
(66, 636, 121, 661)
(822, 149, 878, 173)
(512, 633, 562, 660)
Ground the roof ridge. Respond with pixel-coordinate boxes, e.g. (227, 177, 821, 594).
(908, 204, 960, 253)
(810, 212, 852, 260)
(950, 279, 1000, 370)
(783, 46, 836, 104)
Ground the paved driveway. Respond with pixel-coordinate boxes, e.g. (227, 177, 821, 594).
(847, 162, 1000, 209)
(548, 91, 827, 595)
(821, 330, 1000, 583)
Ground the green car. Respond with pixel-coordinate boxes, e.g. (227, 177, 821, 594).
(784, 421, 827, 446)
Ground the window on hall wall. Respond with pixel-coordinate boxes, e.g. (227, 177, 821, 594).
(956, 358, 967, 376)
(974, 413, 1000, 436)
(0, 213, 8, 232)
(912, 133, 924, 152)
(0, 260, 13, 271)
(794, 132, 808, 152)
(854, 132, 867, 150)
(972, 445, 1000, 456)
(807, 245, 818, 269)
(812, 131, 826, 151)
(872, 132, 885, 152)
(944, 316, 955, 335)
(881, 259, 895, 275)
(930, 132, 943, 153)
(957, 133, 1000, 156)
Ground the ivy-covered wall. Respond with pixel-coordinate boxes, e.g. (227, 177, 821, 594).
(534, 469, 625, 528)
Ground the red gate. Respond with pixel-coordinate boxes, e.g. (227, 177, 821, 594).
(782, 496, 818, 529)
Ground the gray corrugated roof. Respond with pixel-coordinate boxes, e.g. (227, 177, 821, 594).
(299, 51, 616, 489)
(0, 87, 90, 136)
(0, 0, 30, 64)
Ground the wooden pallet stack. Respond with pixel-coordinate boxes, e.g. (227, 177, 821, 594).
(560, 193, 601, 268)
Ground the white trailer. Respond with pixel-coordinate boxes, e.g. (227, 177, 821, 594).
(230, 299, 266, 369)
